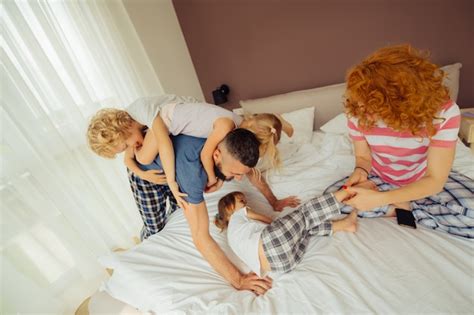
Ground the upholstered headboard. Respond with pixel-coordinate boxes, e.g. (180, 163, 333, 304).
(239, 63, 462, 130)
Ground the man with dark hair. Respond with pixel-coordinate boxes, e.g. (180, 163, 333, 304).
(133, 128, 272, 294)
(214, 128, 260, 181)
(219, 128, 261, 168)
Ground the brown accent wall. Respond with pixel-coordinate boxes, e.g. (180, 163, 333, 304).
(173, 0, 473, 109)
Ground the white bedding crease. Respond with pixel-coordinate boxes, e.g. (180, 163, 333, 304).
(99, 132, 474, 314)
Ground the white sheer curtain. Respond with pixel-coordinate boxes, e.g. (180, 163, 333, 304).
(1, 1, 162, 313)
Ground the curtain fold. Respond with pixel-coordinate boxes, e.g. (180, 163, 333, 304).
(1, 1, 161, 313)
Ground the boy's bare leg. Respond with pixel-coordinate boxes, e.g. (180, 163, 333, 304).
(332, 210, 358, 233)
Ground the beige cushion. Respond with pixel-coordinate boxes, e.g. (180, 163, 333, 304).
(440, 63, 462, 102)
(240, 82, 346, 131)
(239, 63, 462, 131)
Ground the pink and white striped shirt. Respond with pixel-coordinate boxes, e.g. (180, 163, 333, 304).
(348, 101, 461, 186)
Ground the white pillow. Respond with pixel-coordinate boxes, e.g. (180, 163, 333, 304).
(319, 113, 348, 134)
(279, 106, 315, 144)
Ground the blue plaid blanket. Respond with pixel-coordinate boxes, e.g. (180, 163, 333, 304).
(324, 171, 474, 239)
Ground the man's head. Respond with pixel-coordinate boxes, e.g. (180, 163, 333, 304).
(213, 128, 260, 181)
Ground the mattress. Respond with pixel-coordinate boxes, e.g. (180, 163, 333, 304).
(99, 132, 474, 314)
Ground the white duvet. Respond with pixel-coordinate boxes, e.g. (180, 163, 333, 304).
(99, 132, 474, 314)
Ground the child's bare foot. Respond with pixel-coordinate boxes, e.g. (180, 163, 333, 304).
(333, 211, 358, 233)
(276, 113, 294, 137)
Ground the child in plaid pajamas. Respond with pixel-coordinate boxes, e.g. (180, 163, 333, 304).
(215, 188, 368, 274)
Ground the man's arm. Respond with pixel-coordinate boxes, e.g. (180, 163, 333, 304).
(246, 170, 300, 211)
(183, 202, 272, 294)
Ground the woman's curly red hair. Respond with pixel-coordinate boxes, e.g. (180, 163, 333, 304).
(345, 44, 450, 136)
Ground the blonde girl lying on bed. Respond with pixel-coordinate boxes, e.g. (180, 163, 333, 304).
(87, 96, 297, 209)
(214, 187, 367, 277)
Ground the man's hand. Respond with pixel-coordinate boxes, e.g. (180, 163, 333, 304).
(271, 196, 300, 212)
(236, 272, 273, 295)
(140, 169, 167, 185)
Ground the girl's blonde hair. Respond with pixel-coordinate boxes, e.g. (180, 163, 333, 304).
(215, 191, 246, 232)
(87, 108, 134, 158)
(242, 113, 282, 170)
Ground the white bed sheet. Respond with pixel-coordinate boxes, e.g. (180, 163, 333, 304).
(99, 132, 474, 314)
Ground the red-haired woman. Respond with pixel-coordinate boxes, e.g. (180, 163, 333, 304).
(326, 44, 473, 238)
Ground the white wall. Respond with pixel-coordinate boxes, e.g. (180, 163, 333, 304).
(122, 0, 204, 100)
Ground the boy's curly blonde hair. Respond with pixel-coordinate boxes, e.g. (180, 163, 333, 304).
(345, 44, 449, 137)
(87, 108, 134, 158)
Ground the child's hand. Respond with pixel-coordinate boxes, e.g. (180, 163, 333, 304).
(126, 146, 135, 156)
(133, 143, 143, 158)
(204, 179, 223, 193)
(140, 169, 167, 185)
(168, 181, 188, 209)
(206, 176, 218, 188)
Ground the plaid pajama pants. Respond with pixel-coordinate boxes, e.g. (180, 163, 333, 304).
(261, 194, 341, 273)
(127, 170, 178, 240)
(324, 171, 474, 239)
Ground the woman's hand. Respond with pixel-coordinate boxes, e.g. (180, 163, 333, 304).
(140, 169, 167, 185)
(344, 167, 369, 187)
(354, 180, 378, 191)
(343, 186, 386, 211)
(271, 196, 301, 212)
(168, 181, 188, 208)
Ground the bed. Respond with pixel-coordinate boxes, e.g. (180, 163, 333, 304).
(98, 63, 473, 314)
